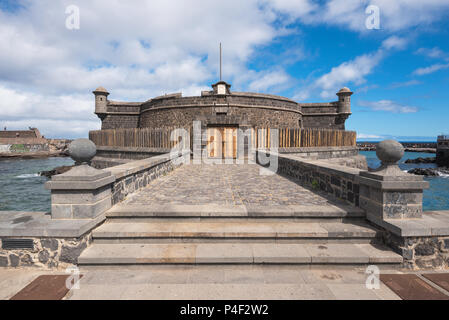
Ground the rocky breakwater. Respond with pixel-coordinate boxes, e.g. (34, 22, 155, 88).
(39, 165, 74, 178)
(408, 167, 449, 176)
(405, 157, 436, 164)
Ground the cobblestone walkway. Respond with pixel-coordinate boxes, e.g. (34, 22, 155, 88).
(124, 164, 334, 206)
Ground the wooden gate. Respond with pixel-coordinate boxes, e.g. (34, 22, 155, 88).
(207, 127, 237, 159)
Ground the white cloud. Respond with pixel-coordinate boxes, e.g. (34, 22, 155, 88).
(358, 100, 418, 113)
(298, 0, 449, 32)
(247, 69, 292, 92)
(0, 85, 100, 137)
(356, 84, 379, 94)
(415, 47, 446, 59)
(293, 50, 385, 100)
(263, 0, 317, 22)
(293, 34, 410, 100)
(413, 63, 449, 76)
(389, 80, 421, 89)
(314, 52, 383, 99)
(382, 36, 408, 50)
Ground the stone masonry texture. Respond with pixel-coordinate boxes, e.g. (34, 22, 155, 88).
(0, 233, 91, 269)
(111, 156, 183, 205)
(96, 90, 350, 131)
(381, 232, 449, 269)
(124, 163, 336, 207)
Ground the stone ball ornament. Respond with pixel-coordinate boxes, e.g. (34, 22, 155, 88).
(68, 138, 97, 164)
(376, 140, 404, 164)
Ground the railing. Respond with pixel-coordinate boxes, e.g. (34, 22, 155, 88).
(89, 128, 191, 150)
(253, 128, 356, 148)
(90, 127, 357, 150)
(438, 135, 449, 141)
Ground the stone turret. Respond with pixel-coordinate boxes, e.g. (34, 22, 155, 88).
(336, 87, 353, 114)
(211, 81, 231, 95)
(93, 86, 109, 116)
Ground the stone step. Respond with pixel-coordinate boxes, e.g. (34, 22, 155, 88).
(77, 243, 403, 265)
(106, 204, 365, 219)
(92, 220, 379, 243)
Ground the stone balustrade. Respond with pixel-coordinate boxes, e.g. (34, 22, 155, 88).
(45, 139, 189, 220)
(259, 140, 449, 268)
(0, 139, 189, 268)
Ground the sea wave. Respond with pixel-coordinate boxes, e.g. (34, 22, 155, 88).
(437, 171, 449, 178)
(15, 173, 40, 178)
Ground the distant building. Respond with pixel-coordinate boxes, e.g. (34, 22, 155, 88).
(437, 135, 449, 167)
(0, 127, 47, 144)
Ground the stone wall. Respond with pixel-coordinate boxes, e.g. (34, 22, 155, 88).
(142, 93, 301, 113)
(269, 151, 449, 269)
(321, 155, 368, 170)
(91, 157, 131, 169)
(92, 147, 168, 169)
(0, 233, 91, 269)
(95, 146, 168, 160)
(300, 103, 347, 129)
(139, 105, 301, 129)
(382, 232, 449, 269)
(105, 151, 188, 205)
(279, 146, 359, 160)
(266, 152, 362, 207)
(302, 115, 346, 129)
(101, 114, 140, 130)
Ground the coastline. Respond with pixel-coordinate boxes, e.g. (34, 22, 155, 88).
(357, 142, 437, 153)
(0, 151, 68, 160)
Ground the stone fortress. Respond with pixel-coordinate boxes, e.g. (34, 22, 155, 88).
(1, 80, 449, 273)
(94, 81, 353, 131)
(90, 81, 358, 164)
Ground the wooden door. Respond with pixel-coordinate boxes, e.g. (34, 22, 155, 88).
(207, 127, 237, 159)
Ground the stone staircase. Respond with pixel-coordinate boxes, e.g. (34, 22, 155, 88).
(78, 204, 403, 266)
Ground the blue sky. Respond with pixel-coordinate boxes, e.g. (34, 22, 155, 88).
(0, 0, 448, 140)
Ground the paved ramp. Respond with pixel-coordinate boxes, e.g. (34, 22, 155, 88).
(122, 163, 335, 207)
(78, 163, 402, 267)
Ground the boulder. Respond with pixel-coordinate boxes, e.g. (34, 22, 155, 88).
(407, 168, 439, 176)
(39, 165, 73, 178)
(404, 157, 436, 164)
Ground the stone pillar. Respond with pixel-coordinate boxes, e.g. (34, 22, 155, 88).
(45, 139, 115, 219)
(357, 140, 429, 222)
(192, 120, 202, 164)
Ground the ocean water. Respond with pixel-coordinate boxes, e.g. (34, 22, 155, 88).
(360, 151, 449, 211)
(0, 153, 447, 212)
(0, 157, 74, 212)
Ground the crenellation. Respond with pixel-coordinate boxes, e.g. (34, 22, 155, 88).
(93, 82, 352, 132)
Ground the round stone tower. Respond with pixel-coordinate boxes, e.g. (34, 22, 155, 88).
(336, 87, 353, 114)
(93, 86, 109, 116)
